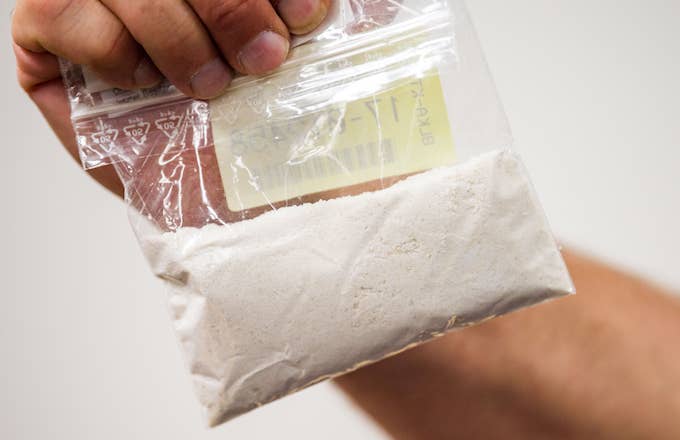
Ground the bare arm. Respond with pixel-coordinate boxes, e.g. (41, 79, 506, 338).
(13, 6, 680, 437)
(336, 251, 680, 439)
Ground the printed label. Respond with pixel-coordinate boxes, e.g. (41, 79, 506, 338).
(211, 74, 455, 212)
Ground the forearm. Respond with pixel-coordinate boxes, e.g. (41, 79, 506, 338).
(336, 251, 680, 439)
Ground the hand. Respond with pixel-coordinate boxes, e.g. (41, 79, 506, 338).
(13, 0, 332, 95)
(11, 0, 332, 194)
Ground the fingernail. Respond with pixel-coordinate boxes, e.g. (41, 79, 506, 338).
(238, 31, 289, 75)
(190, 58, 232, 99)
(134, 57, 163, 88)
(278, 0, 328, 35)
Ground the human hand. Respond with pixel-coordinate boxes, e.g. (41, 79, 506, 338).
(13, 0, 332, 95)
(11, 0, 332, 193)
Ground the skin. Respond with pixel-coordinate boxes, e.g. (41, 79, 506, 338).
(17, 109, 679, 437)
(12, 0, 332, 94)
(13, 2, 680, 438)
(337, 251, 680, 439)
(11, 0, 332, 195)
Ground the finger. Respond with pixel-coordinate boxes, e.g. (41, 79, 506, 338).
(276, 0, 331, 35)
(186, 0, 290, 75)
(100, 0, 232, 99)
(12, 0, 162, 90)
(13, 42, 61, 91)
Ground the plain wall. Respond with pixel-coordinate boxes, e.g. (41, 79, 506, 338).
(1, 0, 678, 438)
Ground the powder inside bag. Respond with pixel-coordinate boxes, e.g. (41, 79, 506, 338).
(139, 149, 574, 426)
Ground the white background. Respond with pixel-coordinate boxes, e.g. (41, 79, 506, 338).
(1, 1, 678, 438)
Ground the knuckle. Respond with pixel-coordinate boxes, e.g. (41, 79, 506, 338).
(13, 0, 87, 47)
(163, 19, 202, 50)
(127, 0, 158, 22)
(10, 15, 24, 44)
(15, 68, 31, 92)
(207, 0, 251, 29)
(11, 0, 42, 42)
(15, 68, 41, 93)
(27, 0, 82, 24)
(86, 27, 130, 68)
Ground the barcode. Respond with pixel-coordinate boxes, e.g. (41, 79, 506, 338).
(250, 139, 396, 191)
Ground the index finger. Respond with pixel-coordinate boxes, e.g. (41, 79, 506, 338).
(186, 0, 290, 75)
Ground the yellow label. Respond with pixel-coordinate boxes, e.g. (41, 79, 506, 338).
(211, 74, 455, 212)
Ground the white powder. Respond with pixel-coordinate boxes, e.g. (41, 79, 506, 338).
(140, 150, 573, 426)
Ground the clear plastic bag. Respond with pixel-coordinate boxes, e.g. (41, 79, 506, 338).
(61, 0, 573, 426)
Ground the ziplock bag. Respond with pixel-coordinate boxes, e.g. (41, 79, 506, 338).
(60, 0, 574, 426)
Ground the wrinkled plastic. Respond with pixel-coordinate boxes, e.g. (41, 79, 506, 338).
(61, 0, 512, 227)
(61, 0, 573, 427)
